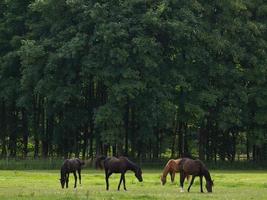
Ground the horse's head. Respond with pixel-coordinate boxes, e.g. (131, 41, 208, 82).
(206, 179, 214, 193)
(135, 167, 143, 182)
(60, 168, 67, 189)
(60, 177, 66, 188)
(160, 175, 166, 185)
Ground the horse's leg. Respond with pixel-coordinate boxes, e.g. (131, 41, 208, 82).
(66, 173, 69, 188)
(171, 171, 175, 183)
(122, 173, 126, 191)
(200, 175, 204, 193)
(73, 172, 77, 188)
(118, 173, 123, 191)
(105, 169, 112, 191)
(78, 169, 81, 184)
(169, 171, 172, 182)
(105, 169, 109, 190)
(187, 175, 195, 192)
(179, 172, 186, 192)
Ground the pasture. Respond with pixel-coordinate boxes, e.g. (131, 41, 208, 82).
(0, 170, 267, 200)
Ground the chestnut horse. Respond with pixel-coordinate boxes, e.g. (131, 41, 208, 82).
(178, 158, 213, 193)
(161, 159, 190, 185)
(60, 158, 85, 188)
(95, 156, 143, 191)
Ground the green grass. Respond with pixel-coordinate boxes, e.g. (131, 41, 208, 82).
(0, 170, 267, 200)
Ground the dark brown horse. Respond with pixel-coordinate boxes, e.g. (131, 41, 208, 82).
(95, 156, 143, 190)
(178, 158, 213, 193)
(60, 158, 85, 188)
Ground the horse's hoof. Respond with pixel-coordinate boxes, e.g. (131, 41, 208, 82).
(180, 189, 184, 193)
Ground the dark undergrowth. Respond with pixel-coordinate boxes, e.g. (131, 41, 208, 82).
(0, 158, 266, 170)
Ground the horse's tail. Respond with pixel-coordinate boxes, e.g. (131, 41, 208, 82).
(95, 155, 106, 169)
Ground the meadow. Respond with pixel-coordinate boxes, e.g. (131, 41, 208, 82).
(0, 170, 267, 200)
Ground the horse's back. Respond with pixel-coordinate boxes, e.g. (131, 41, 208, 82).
(104, 157, 120, 170)
(104, 156, 129, 173)
(62, 158, 83, 172)
(181, 158, 203, 175)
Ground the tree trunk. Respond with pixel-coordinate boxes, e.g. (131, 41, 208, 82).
(82, 124, 89, 159)
(41, 99, 48, 158)
(8, 104, 18, 158)
(178, 121, 183, 157)
(130, 106, 136, 158)
(0, 101, 7, 158)
(153, 127, 160, 159)
(22, 109, 29, 158)
(112, 145, 117, 156)
(246, 133, 250, 160)
(89, 133, 93, 159)
(252, 144, 256, 161)
(171, 116, 178, 158)
(183, 122, 189, 157)
(124, 99, 129, 156)
(89, 120, 94, 159)
(33, 95, 39, 158)
(199, 127, 205, 160)
(231, 131, 236, 162)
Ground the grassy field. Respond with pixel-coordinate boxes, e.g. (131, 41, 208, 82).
(0, 170, 267, 200)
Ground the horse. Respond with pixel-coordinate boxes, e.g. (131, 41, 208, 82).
(95, 156, 143, 191)
(60, 158, 85, 188)
(178, 158, 213, 193)
(161, 159, 190, 185)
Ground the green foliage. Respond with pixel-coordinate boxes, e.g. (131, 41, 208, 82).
(0, 0, 267, 161)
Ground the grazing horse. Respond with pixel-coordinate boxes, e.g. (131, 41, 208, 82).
(161, 159, 190, 185)
(60, 158, 85, 188)
(178, 158, 213, 193)
(95, 156, 143, 190)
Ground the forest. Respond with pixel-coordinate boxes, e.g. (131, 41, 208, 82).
(0, 0, 267, 162)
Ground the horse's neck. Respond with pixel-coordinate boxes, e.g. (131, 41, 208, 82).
(127, 160, 138, 172)
(162, 162, 171, 178)
(203, 169, 212, 182)
(61, 167, 66, 178)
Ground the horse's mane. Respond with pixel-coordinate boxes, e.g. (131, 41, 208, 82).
(162, 159, 173, 178)
(194, 159, 205, 167)
(119, 156, 140, 171)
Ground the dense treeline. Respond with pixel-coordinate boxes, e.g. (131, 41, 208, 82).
(0, 0, 267, 161)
